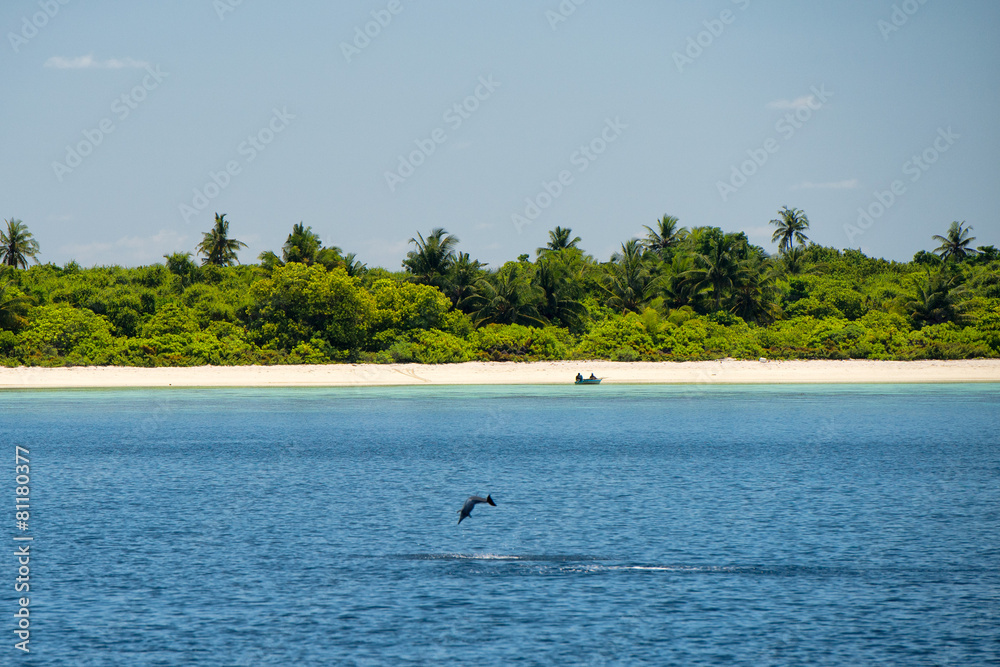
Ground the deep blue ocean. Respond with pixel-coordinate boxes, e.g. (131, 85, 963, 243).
(2, 384, 998, 665)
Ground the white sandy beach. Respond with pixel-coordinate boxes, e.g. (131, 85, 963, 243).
(1, 359, 998, 388)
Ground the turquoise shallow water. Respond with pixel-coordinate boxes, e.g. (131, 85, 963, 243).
(2, 384, 998, 665)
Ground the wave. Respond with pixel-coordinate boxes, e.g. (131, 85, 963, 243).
(381, 556, 992, 579)
(396, 553, 608, 562)
(392, 555, 812, 574)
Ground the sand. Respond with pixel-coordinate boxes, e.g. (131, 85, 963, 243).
(1, 359, 998, 388)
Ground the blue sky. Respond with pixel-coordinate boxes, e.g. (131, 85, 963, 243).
(2, 0, 998, 269)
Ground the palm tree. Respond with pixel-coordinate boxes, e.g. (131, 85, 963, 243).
(402, 228, 459, 288)
(282, 222, 322, 265)
(680, 234, 748, 311)
(662, 253, 700, 309)
(976, 245, 999, 262)
(932, 221, 979, 262)
(196, 213, 247, 267)
(163, 251, 201, 287)
(773, 245, 826, 278)
(471, 266, 546, 327)
(729, 258, 780, 324)
(643, 215, 687, 257)
(602, 239, 655, 314)
(769, 206, 810, 254)
(444, 252, 484, 312)
(341, 252, 366, 277)
(537, 226, 581, 256)
(315, 245, 345, 271)
(257, 250, 283, 271)
(1, 219, 40, 268)
(778, 246, 807, 276)
(0, 281, 31, 330)
(534, 256, 587, 329)
(906, 271, 964, 326)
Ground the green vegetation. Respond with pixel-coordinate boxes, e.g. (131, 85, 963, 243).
(1, 218, 41, 269)
(196, 213, 247, 267)
(0, 212, 997, 366)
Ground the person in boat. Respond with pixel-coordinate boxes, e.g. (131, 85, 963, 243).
(576, 373, 583, 382)
(589, 373, 597, 380)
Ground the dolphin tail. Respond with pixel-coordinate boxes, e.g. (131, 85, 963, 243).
(486, 494, 496, 506)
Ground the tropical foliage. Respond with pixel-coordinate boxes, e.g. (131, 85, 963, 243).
(402, 228, 459, 289)
(197, 213, 247, 267)
(932, 221, 979, 262)
(0, 214, 997, 366)
(1, 218, 41, 269)
(769, 206, 810, 254)
(643, 214, 688, 259)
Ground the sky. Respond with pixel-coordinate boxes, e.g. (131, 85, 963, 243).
(2, 0, 998, 269)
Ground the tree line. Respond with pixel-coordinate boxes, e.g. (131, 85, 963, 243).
(1, 207, 997, 366)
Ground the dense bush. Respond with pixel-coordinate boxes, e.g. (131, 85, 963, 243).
(0, 225, 996, 365)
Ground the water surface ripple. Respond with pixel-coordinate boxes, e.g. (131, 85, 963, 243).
(2, 384, 997, 665)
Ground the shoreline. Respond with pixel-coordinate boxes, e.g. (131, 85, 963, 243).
(1, 359, 999, 388)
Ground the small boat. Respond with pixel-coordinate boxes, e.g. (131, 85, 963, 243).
(575, 377, 602, 385)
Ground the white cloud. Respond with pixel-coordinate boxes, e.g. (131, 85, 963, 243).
(44, 54, 149, 69)
(792, 179, 860, 191)
(767, 95, 816, 111)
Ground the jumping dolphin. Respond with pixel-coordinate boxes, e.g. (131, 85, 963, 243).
(458, 494, 496, 524)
